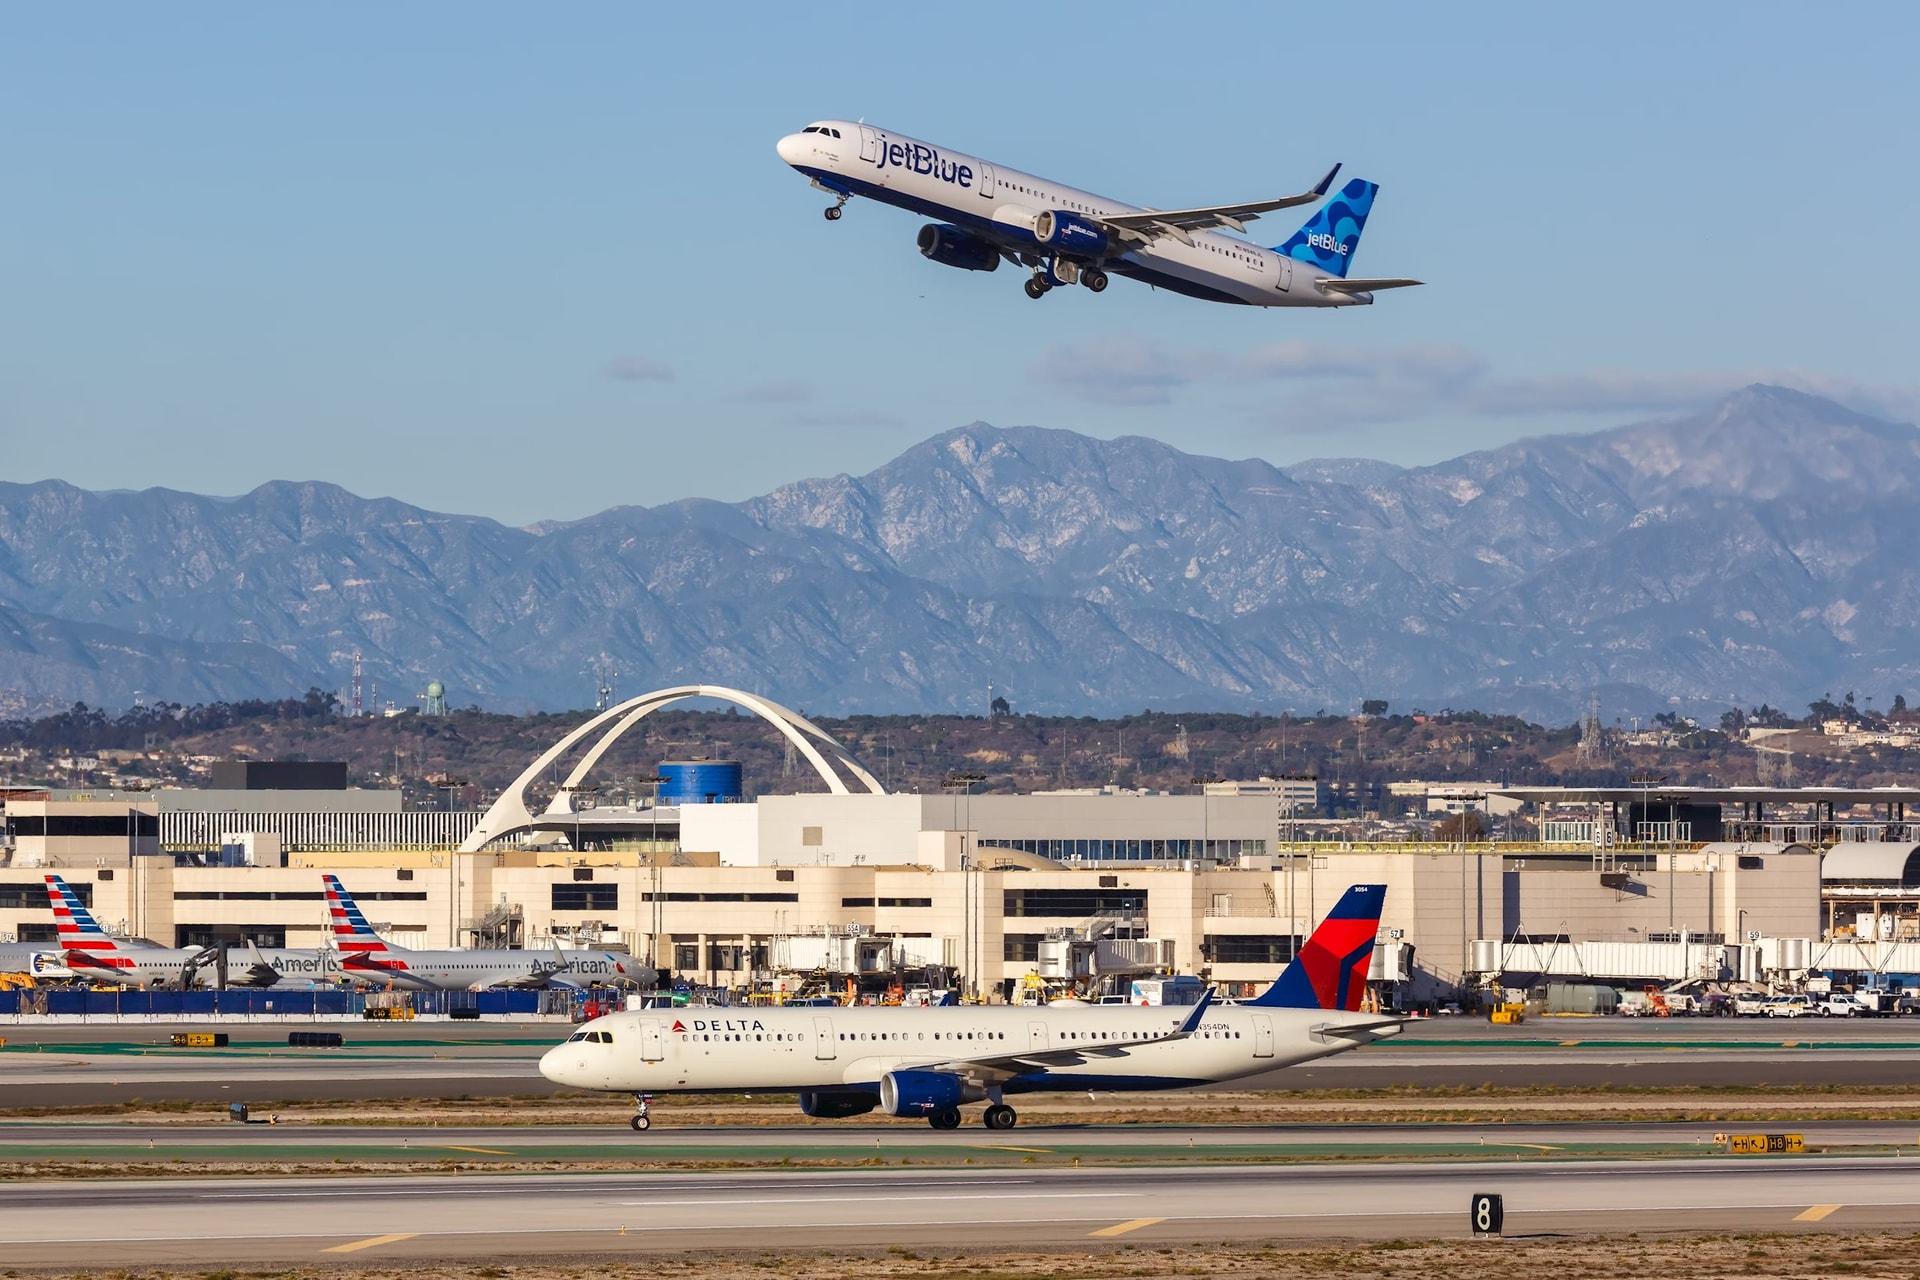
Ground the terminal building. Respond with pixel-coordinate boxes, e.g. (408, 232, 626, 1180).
(3, 685, 1919, 1004)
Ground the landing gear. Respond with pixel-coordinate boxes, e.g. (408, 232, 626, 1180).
(927, 1107, 963, 1130)
(630, 1094, 653, 1133)
(983, 1103, 1018, 1131)
(1082, 267, 1109, 293)
(823, 191, 849, 221)
(1023, 276, 1048, 299)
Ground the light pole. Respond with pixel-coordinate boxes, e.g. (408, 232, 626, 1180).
(945, 772, 986, 1001)
(1190, 775, 1225, 862)
(635, 774, 668, 982)
(1629, 771, 1670, 930)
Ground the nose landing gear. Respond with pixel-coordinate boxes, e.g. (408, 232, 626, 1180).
(629, 1094, 653, 1133)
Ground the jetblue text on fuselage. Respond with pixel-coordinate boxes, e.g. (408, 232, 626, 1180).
(872, 138, 972, 188)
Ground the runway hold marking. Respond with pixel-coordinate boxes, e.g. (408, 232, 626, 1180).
(1794, 1205, 1842, 1222)
(1090, 1218, 1164, 1238)
(322, 1233, 419, 1253)
(436, 1145, 514, 1155)
(974, 1144, 1053, 1154)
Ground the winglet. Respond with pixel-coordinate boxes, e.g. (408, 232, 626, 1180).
(1311, 163, 1342, 197)
(1174, 988, 1215, 1035)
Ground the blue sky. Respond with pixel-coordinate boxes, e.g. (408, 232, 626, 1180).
(3, 5, 1915, 524)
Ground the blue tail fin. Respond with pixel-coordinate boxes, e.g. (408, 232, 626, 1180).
(1248, 884, 1385, 1011)
(1273, 178, 1378, 279)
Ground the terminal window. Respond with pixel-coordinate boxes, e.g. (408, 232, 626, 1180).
(1003, 888, 1146, 918)
(552, 884, 619, 912)
(0, 881, 90, 910)
(1201, 935, 1301, 965)
(1003, 934, 1044, 962)
(673, 944, 700, 970)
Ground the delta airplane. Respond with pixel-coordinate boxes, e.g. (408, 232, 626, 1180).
(324, 874, 652, 992)
(776, 121, 1421, 306)
(541, 884, 1400, 1132)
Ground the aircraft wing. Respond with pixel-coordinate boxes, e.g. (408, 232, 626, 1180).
(918, 992, 1214, 1080)
(1093, 166, 1341, 245)
(1316, 277, 1424, 294)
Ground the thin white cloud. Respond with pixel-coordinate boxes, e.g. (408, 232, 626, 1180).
(603, 355, 674, 382)
(732, 379, 814, 404)
(1028, 336, 1920, 430)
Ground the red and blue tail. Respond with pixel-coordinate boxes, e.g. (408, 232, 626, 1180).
(1249, 884, 1385, 1012)
(322, 874, 389, 954)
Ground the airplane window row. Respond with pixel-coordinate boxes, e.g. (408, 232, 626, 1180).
(840, 1030, 1007, 1041)
(802, 125, 843, 139)
(682, 1032, 804, 1042)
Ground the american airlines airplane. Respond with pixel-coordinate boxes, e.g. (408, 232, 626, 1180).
(325, 874, 652, 992)
(45, 874, 219, 988)
(541, 884, 1399, 1132)
(776, 121, 1421, 306)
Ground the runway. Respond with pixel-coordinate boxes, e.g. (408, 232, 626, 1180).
(2, 1119, 1914, 1161)
(5, 1017, 1920, 1105)
(5, 1158, 1919, 1267)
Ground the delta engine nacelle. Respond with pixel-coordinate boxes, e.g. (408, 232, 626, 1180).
(878, 1069, 983, 1118)
(1033, 210, 1108, 258)
(916, 224, 1001, 272)
(799, 1090, 880, 1119)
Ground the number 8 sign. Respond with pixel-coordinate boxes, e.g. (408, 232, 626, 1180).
(1471, 1192, 1504, 1237)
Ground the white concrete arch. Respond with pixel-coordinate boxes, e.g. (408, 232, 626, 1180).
(458, 684, 883, 852)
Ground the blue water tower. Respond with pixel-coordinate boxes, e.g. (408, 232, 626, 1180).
(657, 760, 743, 805)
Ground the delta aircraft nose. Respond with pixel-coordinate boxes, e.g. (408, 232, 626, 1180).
(776, 133, 807, 166)
(538, 1041, 579, 1087)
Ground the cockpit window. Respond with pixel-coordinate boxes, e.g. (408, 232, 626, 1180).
(802, 126, 819, 134)
(600, 1032, 614, 1044)
(568, 1031, 587, 1042)
(829, 128, 841, 138)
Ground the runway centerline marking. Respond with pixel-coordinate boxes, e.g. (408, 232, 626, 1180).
(322, 1233, 418, 1253)
(436, 1145, 514, 1155)
(1090, 1217, 1164, 1237)
(1794, 1205, 1842, 1221)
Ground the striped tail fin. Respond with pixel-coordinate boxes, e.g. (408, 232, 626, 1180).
(323, 874, 390, 953)
(45, 874, 118, 952)
(1248, 883, 1385, 1012)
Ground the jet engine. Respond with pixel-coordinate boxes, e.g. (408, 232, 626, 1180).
(878, 1069, 983, 1118)
(916, 224, 1001, 272)
(1033, 210, 1109, 258)
(799, 1090, 880, 1119)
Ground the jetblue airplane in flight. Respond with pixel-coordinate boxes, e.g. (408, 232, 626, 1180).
(541, 884, 1400, 1132)
(776, 121, 1421, 306)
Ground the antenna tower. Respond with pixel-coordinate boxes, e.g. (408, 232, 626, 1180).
(351, 650, 363, 718)
(1575, 692, 1607, 766)
(589, 656, 618, 711)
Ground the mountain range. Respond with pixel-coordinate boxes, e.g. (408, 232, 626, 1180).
(2, 384, 1916, 724)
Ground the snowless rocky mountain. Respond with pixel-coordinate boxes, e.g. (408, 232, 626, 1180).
(1, 385, 1914, 722)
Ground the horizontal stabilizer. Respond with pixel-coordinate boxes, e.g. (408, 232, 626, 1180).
(1318, 277, 1423, 294)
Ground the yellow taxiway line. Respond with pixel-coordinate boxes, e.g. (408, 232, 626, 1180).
(1090, 1218, 1165, 1237)
(322, 1233, 419, 1254)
